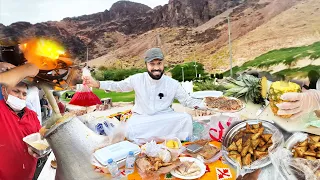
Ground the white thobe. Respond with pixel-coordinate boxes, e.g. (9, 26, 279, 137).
(26, 86, 42, 125)
(99, 72, 205, 143)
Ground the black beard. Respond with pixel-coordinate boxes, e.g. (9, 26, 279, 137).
(147, 70, 164, 80)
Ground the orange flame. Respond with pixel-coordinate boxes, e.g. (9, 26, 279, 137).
(20, 38, 66, 70)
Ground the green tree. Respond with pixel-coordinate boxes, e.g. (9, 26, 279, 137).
(170, 62, 206, 82)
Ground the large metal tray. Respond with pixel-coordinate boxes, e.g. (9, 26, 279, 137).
(222, 119, 280, 169)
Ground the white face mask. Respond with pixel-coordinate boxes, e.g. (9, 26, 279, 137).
(6, 94, 26, 111)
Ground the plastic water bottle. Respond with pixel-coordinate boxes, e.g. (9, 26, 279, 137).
(103, 120, 112, 136)
(107, 158, 120, 178)
(125, 151, 135, 175)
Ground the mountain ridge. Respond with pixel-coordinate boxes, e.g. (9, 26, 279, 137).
(1, 0, 319, 74)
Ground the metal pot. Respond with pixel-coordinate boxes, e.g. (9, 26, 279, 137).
(44, 116, 109, 180)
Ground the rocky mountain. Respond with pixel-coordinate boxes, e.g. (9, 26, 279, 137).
(1, 0, 319, 73)
(0, 0, 241, 60)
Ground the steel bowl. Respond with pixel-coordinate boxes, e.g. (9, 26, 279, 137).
(222, 119, 280, 169)
(23, 133, 52, 157)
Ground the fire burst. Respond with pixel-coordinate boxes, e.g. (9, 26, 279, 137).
(20, 38, 67, 70)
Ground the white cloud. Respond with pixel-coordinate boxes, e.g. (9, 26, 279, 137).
(0, 0, 168, 25)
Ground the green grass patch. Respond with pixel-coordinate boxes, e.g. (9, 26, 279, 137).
(92, 67, 145, 81)
(273, 65, 320, 79)
(61, 89, 135, 102)
(223, 41, 320, 76)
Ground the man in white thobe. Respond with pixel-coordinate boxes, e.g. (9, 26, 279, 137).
(26, 86, 42, 125)
(83, 48, 205, 143)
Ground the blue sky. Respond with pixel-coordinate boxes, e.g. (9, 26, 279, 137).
(0, 0, 168, 25)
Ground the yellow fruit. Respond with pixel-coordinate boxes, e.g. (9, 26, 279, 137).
(260, 76, 268, 99)
(166, 140, 175, 148)
(173, 141, 179, 148)
(166, 140, 179, 149)
(269, 81, 301, 118)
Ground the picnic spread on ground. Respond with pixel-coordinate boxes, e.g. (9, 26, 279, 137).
(36, 92, 320, 180)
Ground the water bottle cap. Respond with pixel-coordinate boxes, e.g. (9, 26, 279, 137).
(129, 151, 134, 155)
(107, 159, 113, 164)
(186, 136, 190, 141)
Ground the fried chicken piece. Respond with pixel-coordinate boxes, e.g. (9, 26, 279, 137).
(258, 139, 266, 147)
(254, 150, 268, 159)
(229, 154, 242, 167)
(236, 138, 243, 153)
(241, 145, 250, 157)
(242, 154, 251, 166)
(252, 123, 262, 129)
(309, 135, 320, 143)
(304, 150, 316, 157)
(252, 139, 261, 149)
(295, 146, 307, 157)
(298, 140, 308, 147)
(261, 134, 272, 142)
(305, 156, 317, 161)
(228, 142, 238, 151)
(229, 151, 240, 156)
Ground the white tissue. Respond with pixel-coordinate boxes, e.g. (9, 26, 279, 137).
(145, 140, 162, 157)
(158, 149, 171, 163)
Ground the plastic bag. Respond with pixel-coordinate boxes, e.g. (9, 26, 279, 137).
(137, 140, 183, 180)
(78, 115, 117, 136)
(69, 68, 101, 107)
(140, 139, 185, 160)
(109, 121, 127, 144)
(187, 120, 211, 141)
(269, 132, 320, 180)
(304, 112, 320, 128)
(221, 121, 284, 179)
(208, 114, 242, 142)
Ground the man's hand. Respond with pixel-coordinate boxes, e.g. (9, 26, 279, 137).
(236, 169, 261, 180)
(0, 63, 39, 88)
(82, 76, 100, 88)
(0, 62, 15, 72)
(27, 146, 47, 159)
(277, 90, 320, 119)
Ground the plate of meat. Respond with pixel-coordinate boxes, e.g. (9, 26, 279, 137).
(204, 96, 245, 113)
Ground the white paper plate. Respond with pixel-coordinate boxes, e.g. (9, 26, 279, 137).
(191, 91, 223, 99)
(170, 157, 206, 180)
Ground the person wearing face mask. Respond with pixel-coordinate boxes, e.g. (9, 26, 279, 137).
(0, 82, 43, 180)
(0, 62, 42, 123)
(0, 63, 42, 180)
(83, 48, 206, 144)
